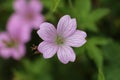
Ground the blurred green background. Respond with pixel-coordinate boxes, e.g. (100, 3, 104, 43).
(0, 0, 120, 80)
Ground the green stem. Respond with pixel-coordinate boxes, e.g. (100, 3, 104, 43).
(68, 0, 73, 8)
(46, 0, 61, 20)
(98, 67, 105, 80)
(52, 0, 61, 13)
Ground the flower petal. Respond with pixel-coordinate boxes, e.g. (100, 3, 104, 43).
(38, 41, 58, 58)
(0, 48, 11, 59)
(57, 45, 76, 64)
(57, 15, 76, 38)
(0, 32, 10, 48)
(37, 22, 57, 42)
(19, 24, 32, 43)
(29, 0, 43, 12)
(13, 0, 27, 13)
(7, 14, 32, 43)
(65, 30, 87, 47)
(12, 44, 26, 60)
(32, 14, 44, 29)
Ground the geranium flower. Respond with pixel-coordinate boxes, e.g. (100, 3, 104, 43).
(7, 0, 44, 30)
(0, 32, 26, 60)
(7, 14, 31, 43)
(37, 15, 87, 64)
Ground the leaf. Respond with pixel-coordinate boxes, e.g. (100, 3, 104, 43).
(41, 0, 61, 21)
(41, 0, 54, 11)
(78, 18, 98, 32)
(87, 37, 110, 45)
(90, 8, 110, 22)
(75, 0, 91, 17)
(0, 0, 13, 11)
(102, 41, 120, 80)
(87, 42, 104, 80)
(87, 41, 103, 68)
(74, 44, 86, 55)
(41, 0, 60, 12)
(13, 58, 52, 80)
(86, 37, 110, 80)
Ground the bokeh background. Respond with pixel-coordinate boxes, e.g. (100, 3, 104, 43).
(0, 0, 120, 80)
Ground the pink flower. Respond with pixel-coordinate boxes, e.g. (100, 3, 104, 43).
(0, 32, 26, 60)
(7, 14, 32, 43)
(7, 0, 44, 30)
(37, 15, 87, 64)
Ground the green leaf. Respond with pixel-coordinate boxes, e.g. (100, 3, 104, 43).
(74, 44, 86, 55)
(78, 18, 98, 32)
(75, 0, 91, 17)
(41, 0, 60, 12)
(41, 0, 54, 11)
(0, 0, 13, 11)
(86, 37, 110, 80)
(87, 41, 103, 68)
(41, 0, 61, 21)
(90, 8, 110, 22)
(102, 41, 120, 80)
(87, 42, 104, 80)
(13, 58, 52, 80)
(87, 37, 110, 45)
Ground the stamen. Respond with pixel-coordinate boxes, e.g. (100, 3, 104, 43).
(2, 40, 18, 48)
(26, 13, 34, 21)
(55, 36, 64, 45)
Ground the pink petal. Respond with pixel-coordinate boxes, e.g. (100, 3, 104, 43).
(0, 32, 10, 47)
(57, 45, 76, 64)
(18, 24, 32, 43)
(12, 44, 26, 60)
(57, 15, 77, 38)
(13, 0, 27, 13)
(29, 0, 43, 12)
(7, 14, 32, 43)
(32, 14, 44, 29)
(0, 48, 11, 59)
(37, 22, 57, 42)
(38, 41, 58, 58)
(65, 30, 87, 47)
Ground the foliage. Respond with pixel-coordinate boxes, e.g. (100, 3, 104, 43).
(13, 58, 52, 80)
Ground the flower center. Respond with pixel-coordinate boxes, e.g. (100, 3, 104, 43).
(3, 40, 18, 48)
(26, 0, 30, 2)
(26, 13, 34, 21)
(55, 36, 64, 45)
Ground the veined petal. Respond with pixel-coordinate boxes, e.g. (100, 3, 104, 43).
(57, 45, 76, 64)
(57, 15, 76, 38)
(38, 41, 58, 58)
(65, 30, 87, 47)
(37, 22, 57, 42)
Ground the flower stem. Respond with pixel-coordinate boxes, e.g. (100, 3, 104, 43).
(52, 0, 61, 13)
(46, 0, 61, 20)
